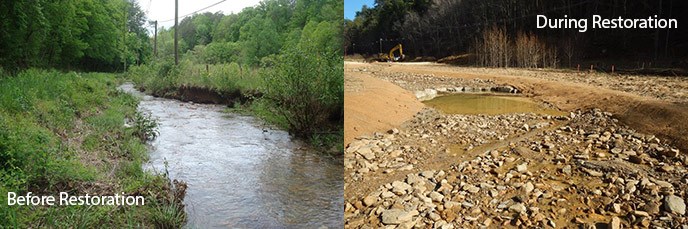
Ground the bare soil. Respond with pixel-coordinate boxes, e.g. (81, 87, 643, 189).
(344, 62, 424, 145)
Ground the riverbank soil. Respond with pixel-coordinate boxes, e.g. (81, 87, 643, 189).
(344, 61, 688, 228)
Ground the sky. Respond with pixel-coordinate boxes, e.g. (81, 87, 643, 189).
(345, 0, 375, 20)
(134, 0, 262, 31)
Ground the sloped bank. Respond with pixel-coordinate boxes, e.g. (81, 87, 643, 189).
(138, 85, 260, 106)
(0, 70, 185, 228)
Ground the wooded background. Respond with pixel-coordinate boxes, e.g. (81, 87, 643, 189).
(344, 0, 688, 68)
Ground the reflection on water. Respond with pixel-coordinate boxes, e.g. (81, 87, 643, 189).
(118, 83, 343, 228)
(423, 93, 565, 116)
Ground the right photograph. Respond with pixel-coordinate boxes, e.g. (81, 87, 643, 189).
(343, 0, 688, 228)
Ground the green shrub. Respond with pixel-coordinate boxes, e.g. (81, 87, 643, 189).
(262, 45, 343, 136)
(132, 111, 160, 141)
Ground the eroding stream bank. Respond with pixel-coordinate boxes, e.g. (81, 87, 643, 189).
(119, 83, 343, 228)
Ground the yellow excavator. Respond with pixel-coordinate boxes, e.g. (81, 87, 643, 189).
(378, 44, 405, 62)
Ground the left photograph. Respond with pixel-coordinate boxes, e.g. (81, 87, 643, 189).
(0, 0, 344, 228)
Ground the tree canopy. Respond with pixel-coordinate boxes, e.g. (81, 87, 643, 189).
(154, 0, 343, 67)
(0, 0, 151, 72)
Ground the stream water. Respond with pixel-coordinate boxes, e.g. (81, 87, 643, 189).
(423, 93, 564, 116)
(118, 83, 343, 228)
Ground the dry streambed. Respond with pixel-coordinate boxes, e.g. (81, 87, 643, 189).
(345, 108, 687, 228)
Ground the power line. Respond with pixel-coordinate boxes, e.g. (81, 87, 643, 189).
(158, 0, 227, 23)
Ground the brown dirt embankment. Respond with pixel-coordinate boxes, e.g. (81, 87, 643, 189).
(139, 85, 257, 106)
(344, 62, 424, 146)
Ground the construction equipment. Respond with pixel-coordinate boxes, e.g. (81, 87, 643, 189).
(377, 44, 405, 62)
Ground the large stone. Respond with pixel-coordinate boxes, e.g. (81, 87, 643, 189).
(465, 185, 480, 194)
(523, 182, 534, 194)
(664, 195, 686, 215)
(357, 147, 375, 160)
(429, 191, 444, 202)
(363, 195, 377, 207)
(381, 209, 418, 225)
(516, 163, 528, 173)
(391, 181, 413, 195)
(406, 174, 425, 185)
(509, 203, 527, 214)
(415, 89, 437, 101)
(609, 217, 621, 229)
(381, 191, 395, 198)
(492, 85, 514, 93)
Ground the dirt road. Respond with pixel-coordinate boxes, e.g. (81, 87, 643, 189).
(344, 61, 688, 228)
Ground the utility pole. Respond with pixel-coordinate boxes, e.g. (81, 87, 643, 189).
(154, 20, 158, 57)
(174, 0, 179, 65)
(379, 38, 383, 54)
(123, 7, 127, 71)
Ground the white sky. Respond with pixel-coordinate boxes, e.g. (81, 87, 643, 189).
(134, 0, 262, 31)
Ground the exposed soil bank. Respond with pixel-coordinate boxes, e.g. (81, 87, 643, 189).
(344, 66, 424, 146)
(140, 85, 259, 106)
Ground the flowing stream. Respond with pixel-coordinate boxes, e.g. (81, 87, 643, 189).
(119, 83, 343, 228)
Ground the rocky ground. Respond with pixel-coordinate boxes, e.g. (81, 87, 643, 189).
(414, 66, 688, 104)
(345, 107, 687, 228)
(344, 63, 688, 228)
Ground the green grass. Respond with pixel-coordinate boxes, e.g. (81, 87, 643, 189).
(127, 60, 262, 97)
(0, 69, 185, 228)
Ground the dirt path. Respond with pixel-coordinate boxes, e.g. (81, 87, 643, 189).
(344, 62, 424, 146)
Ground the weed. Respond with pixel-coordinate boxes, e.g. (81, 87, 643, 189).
(132, 111, 160, 141)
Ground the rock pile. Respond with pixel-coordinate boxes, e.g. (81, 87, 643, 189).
(345, 109, 688, 228)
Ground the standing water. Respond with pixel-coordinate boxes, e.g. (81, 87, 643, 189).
(423, 94, 564, 116)
(119, 83, 343, 228)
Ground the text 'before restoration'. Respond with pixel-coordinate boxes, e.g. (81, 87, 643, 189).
(6, 192, 145, 206)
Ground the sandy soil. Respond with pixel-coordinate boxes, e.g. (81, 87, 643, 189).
(344, 62, 424, 145)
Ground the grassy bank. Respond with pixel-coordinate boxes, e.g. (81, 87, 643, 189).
(127, 50, 344, 155)
(0, 69, 185, 227)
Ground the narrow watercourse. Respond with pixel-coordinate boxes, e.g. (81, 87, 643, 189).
(119, 83, 343, 228)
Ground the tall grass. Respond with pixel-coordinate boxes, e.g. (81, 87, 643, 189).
(127, 60, 262, 97)
(0, 69, 185, 227)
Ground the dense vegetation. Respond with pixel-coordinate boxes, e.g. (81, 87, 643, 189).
(0, 70, 185, 227)
(128, 0, 344, 151)
(345, 0, 688, 68)
(0, 0, 150, 72)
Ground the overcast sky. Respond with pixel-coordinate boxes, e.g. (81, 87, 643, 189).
(134, 0, 262, 31)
